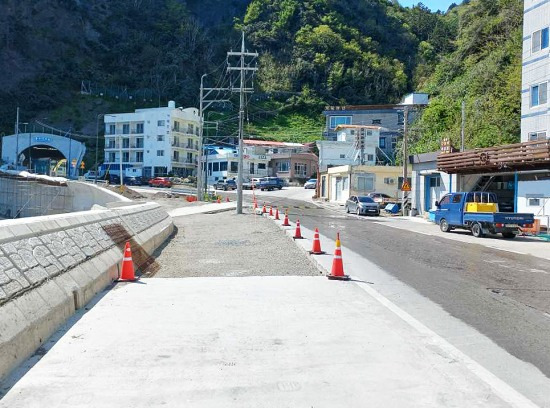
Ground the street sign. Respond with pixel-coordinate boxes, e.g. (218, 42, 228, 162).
(71, 159, 77, 168)
(80, 161, 85, 169)
(401, 180, 411, 192)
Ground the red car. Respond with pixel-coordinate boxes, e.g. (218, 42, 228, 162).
(148, 177, 172, 188)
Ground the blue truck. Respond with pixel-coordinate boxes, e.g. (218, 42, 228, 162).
(434, 192, 534, 239)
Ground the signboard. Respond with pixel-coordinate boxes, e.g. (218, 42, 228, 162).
(401, 180, 411, 192)
(71, 159, 77, 168)
(80, 161, 85, 169)
(34, 136, 52, 143)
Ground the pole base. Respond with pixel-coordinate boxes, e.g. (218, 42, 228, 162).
(327, 274, 350, 281)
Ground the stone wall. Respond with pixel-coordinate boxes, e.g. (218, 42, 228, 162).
(0, 202, 174, 380)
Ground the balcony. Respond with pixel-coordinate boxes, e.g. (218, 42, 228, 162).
(172, 158, 197, 166)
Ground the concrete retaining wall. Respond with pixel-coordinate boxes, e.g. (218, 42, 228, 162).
(0, 202, 174, 380)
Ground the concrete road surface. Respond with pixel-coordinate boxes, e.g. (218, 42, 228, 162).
(0, 278, 536, 408)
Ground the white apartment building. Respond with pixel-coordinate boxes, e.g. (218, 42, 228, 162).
(316, 125, 385, 172)
(521, 1, 550, 142)
(102, 101, 200, 179)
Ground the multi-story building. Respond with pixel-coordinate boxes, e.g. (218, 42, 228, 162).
(316, 125, 387, 172)
(102, 101, 200, 179)
(204, 145, 270, 185)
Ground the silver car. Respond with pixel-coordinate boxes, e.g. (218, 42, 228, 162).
(345, 196, 380, 216)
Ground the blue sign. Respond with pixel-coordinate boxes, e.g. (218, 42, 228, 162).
(35, 136, 52, 143)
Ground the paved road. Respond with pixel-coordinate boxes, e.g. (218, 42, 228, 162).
(254, 194, 550, 382)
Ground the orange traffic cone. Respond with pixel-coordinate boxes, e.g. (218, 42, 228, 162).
(293, 219, 304, 240)
(254, 200, 258, 210)
(217, 197, 221, 204)
(309, 228, 325, 255)
(275, 207, 280, 220)
(262, 203, 267, 214)
(226, 197, 230, 202)
(269, 206, 273, 217)
(328, 233, 349, 281)
(282, 210, 291, 226)
(118, 242, 137, 281)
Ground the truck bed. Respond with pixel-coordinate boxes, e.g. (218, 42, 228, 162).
(463, 212, 534, 225)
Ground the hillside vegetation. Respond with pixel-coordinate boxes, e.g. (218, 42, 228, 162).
(0, 0, 523, 160)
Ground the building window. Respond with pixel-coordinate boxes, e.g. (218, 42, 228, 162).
(329, 116, 352, 129)
(397, 112, 404, 125)
(157, 135, 164, 142)
(529, 131, 547, 141)
(136, 138, 144, 148)
(122, 138, 130, 148)
(123, 152, 130, 162)
(379, 137, 386, 149)
(108, 152, 116, 162)
(187, 138, 193, 148)
(532, 28, 549, 53)
(294, 163, 307, 176)
(107, 139, 116, 149)
(122, 124, 130, 134)
(136, 123, 144, 134)
(213, 162, 220, 172)
(429, 177, 441, 188)
(220, 161, 228, 171)
(528, 198, 541, 206)
(136, 152, 143, 163)
(258, 163, 266, 170)
(230, 161, 238, 172)
(357, 175, 374, 191)
(157, 120, 165, 127)
(366, 130, 373, 136)
(371, 119, 381, 125)
(106, 124, 115, 135)
(367, 154, 374, 162)
(157, 150, 164, 157)
(531, 82, 548, 107)
(339, 154, 346, 159)
(277, 161, 290, 172)
(188, 124, 194, 134)
(173, 121, 180, 132)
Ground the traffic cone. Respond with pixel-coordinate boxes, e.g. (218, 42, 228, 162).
(275, 207, 280, 220)
(254, 200, 258, 210)
(269, 206, 273, 217)
(293, 219, 304, 240)
(282, 210, 291, 226)
(328, 233, 350, 281)
(262, 203, 267, 214)
(226, 197, 230, 202)
(217, 197, 221, 204)
(309, 228, 325, 255)
(118, 242, 137, 281)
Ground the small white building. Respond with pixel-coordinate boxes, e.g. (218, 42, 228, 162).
(317, 125, 385, 172)
(203, 145, 270, 185)
(102, 101, 200, 179)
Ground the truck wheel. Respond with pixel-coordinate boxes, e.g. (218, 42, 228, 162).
(440, 219, 450, 233)
(502, 232, 516, 239)
(471, 223, 484, 238)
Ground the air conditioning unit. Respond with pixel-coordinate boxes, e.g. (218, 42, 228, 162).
(384, 177, 395, 184)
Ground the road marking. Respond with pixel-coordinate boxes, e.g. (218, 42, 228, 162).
(355, 282, 540, 408)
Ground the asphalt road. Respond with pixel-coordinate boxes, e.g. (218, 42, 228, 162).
(252, 194, 550, 380)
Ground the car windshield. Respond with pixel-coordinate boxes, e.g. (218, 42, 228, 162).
(307, 179, 316, 183)
(358, 197, 374, 203)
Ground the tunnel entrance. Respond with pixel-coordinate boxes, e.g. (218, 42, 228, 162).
(20, 145, 67, 177)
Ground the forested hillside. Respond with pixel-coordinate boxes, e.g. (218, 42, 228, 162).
(0, 0, 523, 156)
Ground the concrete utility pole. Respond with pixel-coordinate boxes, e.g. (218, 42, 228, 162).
(15, 107, 19, 167)
(461, 100, 466, 152)
(227, 32, 258, 214)
(402, 106, 409, 216)
(197, 74, 206, 199)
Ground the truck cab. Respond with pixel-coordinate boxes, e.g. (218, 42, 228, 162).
(434, 192, 534, 239)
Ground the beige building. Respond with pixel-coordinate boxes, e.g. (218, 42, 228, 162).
(319, 165, 409, 204)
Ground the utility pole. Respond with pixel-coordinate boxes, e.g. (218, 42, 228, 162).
(461, 100, 466, 152)
(227, 32, 258, 214)
(402, 106, 409, 216)
(15, 107, 19, 167)
(197, 74, 206, 200)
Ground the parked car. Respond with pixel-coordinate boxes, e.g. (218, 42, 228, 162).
(345, 196, 380, 216)
(83, 170, 97, 181)
(243, 177, 263, 190)
(257, 177, 284, 191)
(304, 179, 317, 189)
(124, 176, 143, 186)
(366, 192, 395, 204)
(107, 174, 120, 184)
(148, 177, 173, 188)
(213, 179, 237, 191)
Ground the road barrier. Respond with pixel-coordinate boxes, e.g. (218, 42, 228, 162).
(275, 207, 280, 220)
(117, 242, 136, 282)
(327, 232, 350, 281)
(309, 228, 325, 255)
(293, 220, 304, 240)
(282, 210, 290, 226)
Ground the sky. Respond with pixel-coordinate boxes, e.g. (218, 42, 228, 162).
(398, 0, 458, 12)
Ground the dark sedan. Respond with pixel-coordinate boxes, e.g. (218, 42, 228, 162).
(345, 196, 380, 216)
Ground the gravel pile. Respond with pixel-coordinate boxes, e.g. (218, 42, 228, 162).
(153, 211, 321, 278)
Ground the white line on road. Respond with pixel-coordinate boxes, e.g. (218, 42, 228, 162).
(355, 282, 540, 408)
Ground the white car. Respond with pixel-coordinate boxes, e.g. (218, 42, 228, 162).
(304, 179, 317, 189)
(83, 171, 97, 181)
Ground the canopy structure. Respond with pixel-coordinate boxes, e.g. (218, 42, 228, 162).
(437, 140, 550, 174)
